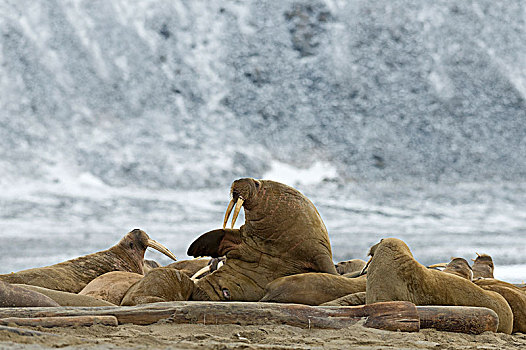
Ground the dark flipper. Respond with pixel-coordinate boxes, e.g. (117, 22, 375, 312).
(187, 229, 241, 258)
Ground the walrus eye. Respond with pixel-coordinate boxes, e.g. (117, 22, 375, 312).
(129, 242, 134, 249)
(255, 181, 260, 190)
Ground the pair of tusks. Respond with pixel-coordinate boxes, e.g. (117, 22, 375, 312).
(147, 239, 177, 262)
(223, 197, 245, 229)
(190, 260, 225, 281)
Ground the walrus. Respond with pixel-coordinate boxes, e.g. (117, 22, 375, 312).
(365, 238, 513, 334)
(15, 284, 113, 307)
(120, 268, 194, 306)
(429, 257, 473, 281)
(260, 273, 366, 305)
(187, 178, 338, 301)
(165, 258, 211, 277)
(472, 253, 494, 279)
(0, 281, 59, 307)
(335, 259, 367, 275)
(79, 271, 143, 305)
(474, 278, 526, 333)
(0, 229, 177, 293)
(320, 291, 367, 306)
(143, 259, 161, 274)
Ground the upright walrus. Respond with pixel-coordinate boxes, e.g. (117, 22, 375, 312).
(0, 229, 177, 293)
(187, 178, 338, 301)
(472, 253, 494, 279)
(364, 238, 513, 334)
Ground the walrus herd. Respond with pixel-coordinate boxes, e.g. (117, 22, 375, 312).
(1, 178, 525, 335)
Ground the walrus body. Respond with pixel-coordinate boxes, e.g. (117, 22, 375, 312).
(0, 229, 176, 293)
(0, 281, 59, 307)
(260, 273, 366, 305)
(165, 258, 210, 277)
(188, 178, 337, 301)
(121, 268, 195, 306)
(366, 238, 513, 334)
(79, 271, 143, 305)
(16, 284, 113, 307)
(335, 259, 367, 275)
(475, 278, 526, 333)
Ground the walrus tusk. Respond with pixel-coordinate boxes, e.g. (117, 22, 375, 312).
(428, 263, 448, 268)
(147, 239, 177, 262)
(191, 265, 211, 281)
(223, 199, 235, 229)
(231, 197, 244, 229)
(359, 257, 372, 276)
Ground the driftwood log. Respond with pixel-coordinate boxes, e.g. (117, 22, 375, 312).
(0, 315, 118, 328)
(417, 306, 499, 334)
(0, 301, 419, 331)
(0, 302, 499, 334)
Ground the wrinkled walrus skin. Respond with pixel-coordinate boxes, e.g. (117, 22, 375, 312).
(188, 178, 338, 301)
(260, 273, 366, 305)
(79, 271, 143, 305)
(0, 281, 60, 307)
(0, 229, 176, 293)
(366, 238, 513, 334)
(121, 268, 195, 306)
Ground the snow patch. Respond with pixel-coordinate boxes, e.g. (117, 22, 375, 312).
(263, 160, 337, 186)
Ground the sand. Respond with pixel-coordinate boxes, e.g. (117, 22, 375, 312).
(1, 320, 526, 350)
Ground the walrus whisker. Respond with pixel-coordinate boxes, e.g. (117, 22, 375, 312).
(146, 239, 177, 262)
(231, 197, 245, 229)
(223, 199, 235, 229)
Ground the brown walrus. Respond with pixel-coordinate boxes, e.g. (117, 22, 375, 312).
(143, 260, 161, 274)
(187, 178, 338, 301)
(474, 278, 526, 333)
(0, 281, 59, 307)
(120, 268, 194, 306)
(79, 271, 143, 305)
(165, 258, 211, 277)
(0, 229, 177, 293)
(365, 238, 513, 334)
(429, 257, 473, 281)
(472, 253, 494, 279)
(260, 273, 366, 305)
(15, 284, 113, 307)
(335, 259, 367, 275)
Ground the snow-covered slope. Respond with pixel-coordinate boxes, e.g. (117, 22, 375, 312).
(1, 0, 525, 189)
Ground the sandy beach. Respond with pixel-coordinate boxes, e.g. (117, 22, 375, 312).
(1, 319, 526, 350)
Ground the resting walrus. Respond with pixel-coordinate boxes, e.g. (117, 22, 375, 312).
(429, 257, 473, 281)
(365, 238, 513, 334)
(0, 229, 177, 293)
(472, 253, 494, 279)
(0, 281, 59, 307)
(474, 278, 526, 333)
(79, 271, 143, 305)
(187, 178, 338, 301)
(260, 273, 366, 305)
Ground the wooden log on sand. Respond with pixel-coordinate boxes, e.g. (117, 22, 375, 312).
(417, 306, 499, 334)
(0, 302, 499, 334)
(0, 315, 118, 328)
(0, 301, 419, 331)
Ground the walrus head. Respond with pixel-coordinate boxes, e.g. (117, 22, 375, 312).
(223, 178, 262, 228)
(115, 229, 177, 274)
(443, 257, 473, 281)
(472, 253, 494, 279)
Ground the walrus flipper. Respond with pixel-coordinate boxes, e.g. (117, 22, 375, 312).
(187, 229, 241, 258)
